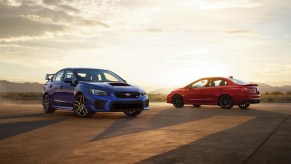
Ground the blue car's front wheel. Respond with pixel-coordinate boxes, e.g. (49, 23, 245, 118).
(74, 94, 95, 117)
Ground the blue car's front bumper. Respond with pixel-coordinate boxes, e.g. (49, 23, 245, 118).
(85, 94, 149, 112)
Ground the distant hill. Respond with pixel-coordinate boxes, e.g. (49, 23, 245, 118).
(0, 80, 290, 94)
(149, 83, 291, 94)
(148, 87, 177, 94)
(0, 80, 43, 93)
(149, 87, 178, 94)
(258, 83, 291, 93)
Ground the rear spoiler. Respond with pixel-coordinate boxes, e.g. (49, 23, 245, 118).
(45, 74, 55, 80)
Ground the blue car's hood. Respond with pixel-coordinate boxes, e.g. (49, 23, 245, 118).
(79, 82, 144, 93)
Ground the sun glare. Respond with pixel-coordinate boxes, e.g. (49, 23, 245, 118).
(195, 63, 230, 78)
(153, 62, 231, 89)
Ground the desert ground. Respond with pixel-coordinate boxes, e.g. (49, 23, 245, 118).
(0, 101, 291, 164)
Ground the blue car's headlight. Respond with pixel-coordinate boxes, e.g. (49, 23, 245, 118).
(89, 89, 109, 96)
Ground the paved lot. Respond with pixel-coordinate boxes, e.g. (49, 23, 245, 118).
(0, 101, 291, 164)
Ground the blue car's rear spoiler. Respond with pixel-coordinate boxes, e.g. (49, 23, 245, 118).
(45, 74, 55, 80)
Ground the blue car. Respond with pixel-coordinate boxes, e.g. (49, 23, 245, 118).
(42, 68, 149, 117)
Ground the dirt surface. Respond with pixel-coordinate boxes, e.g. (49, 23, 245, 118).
(0, 102, 291, 164)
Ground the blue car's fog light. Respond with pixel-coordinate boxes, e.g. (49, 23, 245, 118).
(94, 100, 107, 109)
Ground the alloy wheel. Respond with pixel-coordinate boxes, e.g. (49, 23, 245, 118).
(173, 95, 184, 108)
(219, 95, 233, 109)
(74, 94, 94, 117)
(238, 103, 250, 109)
(42, 94, 54, 113)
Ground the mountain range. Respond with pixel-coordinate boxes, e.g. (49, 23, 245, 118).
(0, 80, 43, 92)
(0, 80, 290, 94)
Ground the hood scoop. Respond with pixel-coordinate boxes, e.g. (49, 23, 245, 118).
(109, 83, 130, 86)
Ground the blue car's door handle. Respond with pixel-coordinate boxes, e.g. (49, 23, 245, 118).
(60, 86, 63, 89)
(49, 85, 52, 88)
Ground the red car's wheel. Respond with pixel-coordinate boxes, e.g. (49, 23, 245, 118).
(219, 95, 233, 109)
(172, 95, 184, 108)
(238, 103, 250, 109)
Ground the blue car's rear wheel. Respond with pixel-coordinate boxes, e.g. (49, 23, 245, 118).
(74, 94, 95, 117)
(42, 94, 55, 113)
(124, 110, 142, 117)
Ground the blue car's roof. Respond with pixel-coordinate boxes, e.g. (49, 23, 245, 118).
(63, 68, 108, 71)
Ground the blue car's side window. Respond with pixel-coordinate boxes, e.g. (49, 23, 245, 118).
(64, 70, 75, 82)
(52, 70, 64, 82)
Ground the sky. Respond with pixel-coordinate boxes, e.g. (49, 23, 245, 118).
(0, 0, 291, 91)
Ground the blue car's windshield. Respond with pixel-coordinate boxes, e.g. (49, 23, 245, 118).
(74, 69, 125, 82)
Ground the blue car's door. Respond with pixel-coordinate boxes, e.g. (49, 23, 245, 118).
(50, 70, 65, 107)
(57, 70, 75, 108)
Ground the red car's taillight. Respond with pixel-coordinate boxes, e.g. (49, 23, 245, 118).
(248, 86, 259, 94)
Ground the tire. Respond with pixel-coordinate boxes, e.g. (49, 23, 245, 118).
(124, 110, 142, 117)
(193, 104, 201, 108)
(238, 103, 250, 109)
(172, 95, 184, 108)
(42, 94, 55, 113)
(219, 95, 233, 109)
(74, 94, 95, 117)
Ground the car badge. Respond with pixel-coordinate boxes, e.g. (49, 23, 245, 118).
(125, 93, 131, 97)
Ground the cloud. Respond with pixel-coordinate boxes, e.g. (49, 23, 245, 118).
(77, 19, 110, 28)
(224, 30, 255, 36)
(0, 0, 109, 41)
(0, 16, 66, 40)
(59, 4, 80, 13)
(43, 0, 63, 5)
(189, 0, 262, 9)
(146, 28, 163, 33)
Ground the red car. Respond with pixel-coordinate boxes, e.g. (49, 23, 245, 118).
(167, 76, 261, 109)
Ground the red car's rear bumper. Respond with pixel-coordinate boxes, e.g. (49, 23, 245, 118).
(238, 94, 261, 104)
(244, 98, 260, 104)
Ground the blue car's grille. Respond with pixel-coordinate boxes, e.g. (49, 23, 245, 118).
(114, 92, 140, 98)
